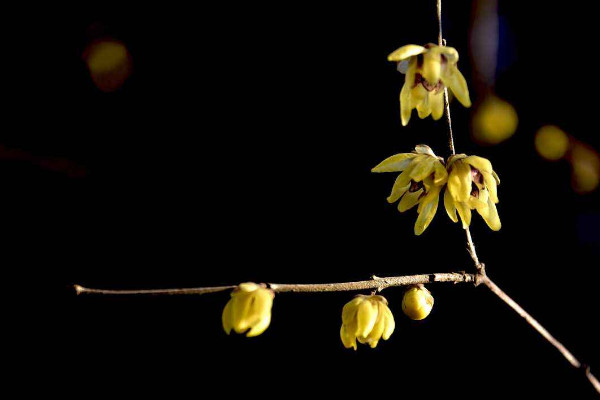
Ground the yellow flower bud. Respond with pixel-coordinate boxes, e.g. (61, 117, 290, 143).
(222, 283, 274, 337)
(340, 295, 395, 350)
(402, 285, 434, 321)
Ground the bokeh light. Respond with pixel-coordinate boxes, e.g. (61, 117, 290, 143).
(472, 94, 518, 145)
(535, 125, 569, 161)
(570, 142, 600, 194)
(83, 39, 132, 92)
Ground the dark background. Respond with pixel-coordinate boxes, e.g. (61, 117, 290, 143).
(10, 1, 599, 397)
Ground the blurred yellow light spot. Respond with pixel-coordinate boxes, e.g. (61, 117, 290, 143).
(84, 40, 132, 92)
(535, 125, 570, 161)
(472, 95, 518, 145)
(571, 143, 600, 194)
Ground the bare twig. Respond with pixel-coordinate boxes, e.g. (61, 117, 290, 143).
(74, 271, 479, 296)
(436, 0, 598, 393)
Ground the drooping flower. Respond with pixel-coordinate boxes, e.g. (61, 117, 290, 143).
(222, 282, 274, 337)
(372, 145, 448, 235)
(388, 43, 471, 126)
(402, 285, 434, 321)
(340, 294, 395, 350)
(444, 154, 501, 231)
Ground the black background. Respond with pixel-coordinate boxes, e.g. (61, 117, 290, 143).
(10, 1, 600, 397)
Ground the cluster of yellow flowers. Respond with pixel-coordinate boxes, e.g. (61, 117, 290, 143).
(372, 145, 500, 234)
(222, 282, 434, 350)
(373, 43, 501, 235)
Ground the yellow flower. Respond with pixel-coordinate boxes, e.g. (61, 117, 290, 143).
(372, 145, 448, 235)
(340, 294, 395, 350)
(402, 285, 434, 321)
(222, 282, 274, 337)
(444, 154, 501, 231)
(388, 44, 471, 126)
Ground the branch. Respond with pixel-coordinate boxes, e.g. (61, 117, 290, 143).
(73, 271, 479, 296)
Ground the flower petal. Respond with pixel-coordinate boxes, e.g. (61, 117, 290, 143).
(482, 171, 499, 203)
(409, 156, 436, 182)
(432, 160, 449, 185)
(417, 93, 433, 119)
(398, 189, 422, 212)
(245, 289, 273, 337)
(366, 302, 387, 348)
(455, 201, 472, 229)
(422, 51, 441, 85)
(340, 325, 357, 350)
(477, 196, 501, 231)
(414, 144, 436, 157)
(356, 299, 378, 338)
(222, 299, 234, 335)
(342, 296, 363, 325)
(464, 156, 493, 173)
(441, 65, 471, 108)
(400, 82, 412, 126)
(448, 160, 472, 202)
(444, 187, 458, 223)
(371, 153, 416, 173)
(431, 91, 444, 120)
(388, 177, 410, 204)
(382, 305, 395, 341)
(414, 186, 441, 235)
(388, 45, 426, 62)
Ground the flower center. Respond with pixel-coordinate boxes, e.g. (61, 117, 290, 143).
(414, 73, 443, 92)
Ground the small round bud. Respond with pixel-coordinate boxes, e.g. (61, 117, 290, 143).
(402, 285, 434, 320)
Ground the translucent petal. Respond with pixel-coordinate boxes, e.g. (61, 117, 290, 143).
(448, 160, 472, 202)
(371, 153, 416, 173)
(356, 300, 378, 338)
(414, 144, 436, 156)
(431, 91, 444, 120)
(222, 299, 233, 335)
(387, 45, 426, 62)
(444, 187, 458, 223)
(441, 65, 471, 108)
(477, 196, 501, 231)
(414, 186, 441, 235)
(398, 190, 422, 212)
(388, 177, 410, 204)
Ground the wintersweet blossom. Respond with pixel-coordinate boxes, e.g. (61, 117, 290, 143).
(222, 282, 274, 337)
(372, 145, 448, 235)
(388, 43, 471, 126)
(444, 155, 501, 231)
(340, 295, 395, 350)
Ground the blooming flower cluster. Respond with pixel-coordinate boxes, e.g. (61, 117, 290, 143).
(388, 44, 471, 126)
(373, 145, 501, 234)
